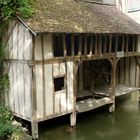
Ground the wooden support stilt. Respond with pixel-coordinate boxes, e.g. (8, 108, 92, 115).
(109, 58, 118, 113)
(70, 61, 77, 127)
(31, 120, 38, 140)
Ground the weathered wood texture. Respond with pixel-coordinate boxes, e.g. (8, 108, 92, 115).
(5, 21, 140, 123)
(8, 63, 32, 120)
(34, 34, 73, 120)
(117, 57, 140, 87)
(6, 20, 32, 121)
(6, 20, 32, 60)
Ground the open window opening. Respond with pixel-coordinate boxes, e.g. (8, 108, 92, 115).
(54, 77, 65, 92)
(111, 36, 116, 52)
(53, 34, 64, 57)
(74, 35, 79, 55)
(118, 35, 123, 51)
(128, 35, 133, 52)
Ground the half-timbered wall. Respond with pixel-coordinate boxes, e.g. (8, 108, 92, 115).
(50, 34, 139, 58)
(5, 20, 32, 121)
(117, 36, 140, 87)
(34, 34, 73, 121)
(117, 57, 140, 87)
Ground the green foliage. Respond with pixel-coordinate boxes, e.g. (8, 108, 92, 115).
(0, 107, 30, 140)
(0, 107, 17, 139)
(0, 74, 9, 97)
(0, 43, 6, 61)
(0, 43, 9, 101)
(0, 0, 33, 21)
(0, 0, 32, 139)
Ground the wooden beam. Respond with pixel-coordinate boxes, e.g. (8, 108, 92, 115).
(84, 35, 87, 55)
(70, 61, 77, 127)
(41, 34, 46, 116)
(104, 35, 107, 54)
(90, 35, 93, 55)
(98, 34, 102, 54)
(108, 58, 118, 112)
(109, 35, 112, 53)
(95, 35, 98, 54)
(136, 36, 138, 52)
(31, 35, 38, 140)
(63, 34, 67, 57)
(125, 35, 128, 52)
(78, 35, 82, 56)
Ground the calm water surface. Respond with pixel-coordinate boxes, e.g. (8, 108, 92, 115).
(39, 92, 140, 140)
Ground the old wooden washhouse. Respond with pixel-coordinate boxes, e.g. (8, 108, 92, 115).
(3, 0, 140, 139)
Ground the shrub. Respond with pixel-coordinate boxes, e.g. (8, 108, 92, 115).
(0, 107, 16, 139)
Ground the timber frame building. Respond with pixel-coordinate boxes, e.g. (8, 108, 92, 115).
(3, 0, 140, 139)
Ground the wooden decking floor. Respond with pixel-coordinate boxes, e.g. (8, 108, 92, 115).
(95, 84, 139, 97)
(76, 97, 113, 113)
(76, 84, 139, 113)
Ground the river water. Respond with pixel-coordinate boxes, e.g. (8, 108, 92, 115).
(39, 92, 140, 140)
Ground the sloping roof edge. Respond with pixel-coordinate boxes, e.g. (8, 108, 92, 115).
(16, 16, 37, 36)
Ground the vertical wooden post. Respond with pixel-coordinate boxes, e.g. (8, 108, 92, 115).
(79, 63, 83, 91)
(84, 35, 87, 55)
(31, 35, 38, 139)
(104, 35, 107, 54)
(109, 35, 112, 53)
(95, 34, 98, 54)
(109, 58, 117, 113)
(63, 33, 67, 57)
(78, 35, 82, 56)
(125, 35, 128, 53)
(70, 61, 77, 127)
(89, 35, 93, 55)
(98, 34, 102, 54)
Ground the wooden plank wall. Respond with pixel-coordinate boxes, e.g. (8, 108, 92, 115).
(7, 20, 32, 60)
(117, 57, 140, 87)
(34, 34, 73, 120)
(117, 36, 140, 87)
(7, 20, 32, 120)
